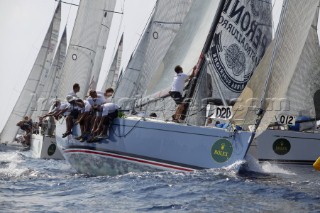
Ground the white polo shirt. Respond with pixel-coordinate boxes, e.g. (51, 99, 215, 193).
(171, 73, 189, 94)
(102, 103, 119, 117)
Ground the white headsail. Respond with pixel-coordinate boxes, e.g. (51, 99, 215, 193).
(57, 0, 116, 99)
(0, 3, 61, 143)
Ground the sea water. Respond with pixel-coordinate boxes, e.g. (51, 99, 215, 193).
(0, 149, 319, 213)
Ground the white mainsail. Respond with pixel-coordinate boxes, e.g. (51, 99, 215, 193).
(114, 0, 192, 107)
(0, 3, 61, 143)
(232, 0, 320, 136)
(87, 0, 117, 92)
(57, 0, 115, 99)
(102, 35, 123, 90)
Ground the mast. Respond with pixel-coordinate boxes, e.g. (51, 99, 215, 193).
(180, 0, 226, 119)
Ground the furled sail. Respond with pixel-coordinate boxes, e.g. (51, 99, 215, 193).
(0, 3, 61, 143)
(102, 35, 123, 90)
(114, 0, 193, 108)
(57, 0, 115, 99)
(33, 28, 68, 118)
(232, 0, 320, 136)
(87, 0, 117, 92)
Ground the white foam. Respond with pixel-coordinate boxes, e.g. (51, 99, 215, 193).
(245, 154, 295, 175)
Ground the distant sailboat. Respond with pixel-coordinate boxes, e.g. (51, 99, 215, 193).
(232, 0, 320, 164)
(0, 2, 62, 144)
(32, 28, 68, 120)
(30, 28, 67, 160)
(55, 0, 273, 176)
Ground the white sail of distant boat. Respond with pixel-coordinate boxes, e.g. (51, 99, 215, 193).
(102, 34, 123, 90)
(0, 3, 61, 143)
(87, 0, 117, 92)
(114, 0, 193, 107)
(33, 28, 68, 117)
(232, 0, 320, 135)
(57, 0, 116, 99)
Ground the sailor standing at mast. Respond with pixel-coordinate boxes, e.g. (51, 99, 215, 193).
(169, 65, 196, 122)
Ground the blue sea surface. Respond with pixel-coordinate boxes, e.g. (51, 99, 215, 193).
(0, 148, 319, 213)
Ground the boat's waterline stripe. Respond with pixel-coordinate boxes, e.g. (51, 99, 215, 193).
(64, 149, 196, 172)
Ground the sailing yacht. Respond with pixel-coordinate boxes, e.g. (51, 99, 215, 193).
(31, 28, 67, 160)
(240, 0, 320, 165)
(0, 2, 62, 155)
(231, 0, 320, 164)
(55, 0, 274, 176)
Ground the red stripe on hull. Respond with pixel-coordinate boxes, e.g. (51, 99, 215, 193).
(65, 149, 195, 172)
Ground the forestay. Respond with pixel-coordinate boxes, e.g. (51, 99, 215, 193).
(0, 3, 61, 143)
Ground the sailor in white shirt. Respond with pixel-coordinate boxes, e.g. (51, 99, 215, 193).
(90, 88, 117, 140)
(74, 98, 93, 141)
(61, 95, 84, 138)
(67, 83, 80, 98)
(94, 103, 119, 139)
(169, 65, 196, 122)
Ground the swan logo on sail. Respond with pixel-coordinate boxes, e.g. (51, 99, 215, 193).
(209, 0, 271, 93)
(211, 139, 233, 163)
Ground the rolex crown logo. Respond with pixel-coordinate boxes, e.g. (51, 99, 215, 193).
(221, 143, 225, 151)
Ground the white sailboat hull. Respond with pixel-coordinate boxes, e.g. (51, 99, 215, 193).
(31, 135, 64, 160)
(250, 130, 320, 164)
(56, 117, 253, 176)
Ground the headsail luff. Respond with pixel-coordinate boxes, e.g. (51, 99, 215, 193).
(36, 28, 68, 116)
(102, 34, 123, 90)
(232, 0, 320, 136)
(0, 3, 61, 143)
(114, 0, 193, 108)
(57, 0, 112, 99)
(87, 0, 117, 93)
